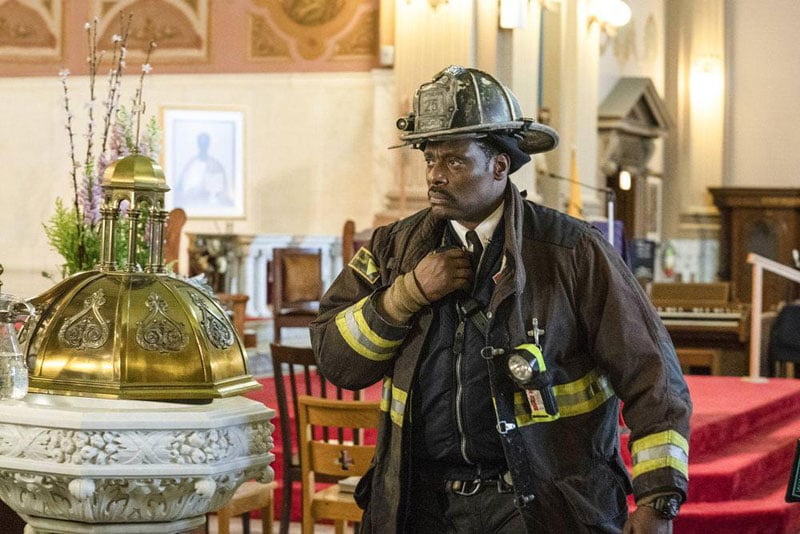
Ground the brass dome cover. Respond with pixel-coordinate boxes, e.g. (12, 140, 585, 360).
(23, 153, 261, 401)
(23, 271, 260, 401)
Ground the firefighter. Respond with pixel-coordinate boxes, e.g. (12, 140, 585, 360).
(310, 65, 691, 533)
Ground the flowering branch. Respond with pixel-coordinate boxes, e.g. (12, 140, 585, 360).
(133, 40, 157, 151)
(46, 14, 160, 277)
(101, 12, 133, 155)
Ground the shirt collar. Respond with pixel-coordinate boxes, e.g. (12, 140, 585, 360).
(450, 201, 504, 252)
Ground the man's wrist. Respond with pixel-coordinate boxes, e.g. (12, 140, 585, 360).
(377, 272, 430, 324)
(638, 493, 682, 520)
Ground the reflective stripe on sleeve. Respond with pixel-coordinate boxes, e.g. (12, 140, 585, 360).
(335, 297, 403, 361)
(631, 430, 689, 479)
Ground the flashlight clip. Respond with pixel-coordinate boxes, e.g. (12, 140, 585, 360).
(481, 346, 505, 360)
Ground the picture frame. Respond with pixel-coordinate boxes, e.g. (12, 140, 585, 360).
(162, 108, 245, 218)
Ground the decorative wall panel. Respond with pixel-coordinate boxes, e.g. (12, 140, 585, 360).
(92, 0, 208, 62)
(0, 0, 62, 60)
(248, 0, 377, 63)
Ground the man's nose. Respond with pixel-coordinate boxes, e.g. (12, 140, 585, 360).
(427, 162, 446, 184)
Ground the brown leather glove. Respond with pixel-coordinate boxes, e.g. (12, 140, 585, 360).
(378, 248, 472, 324)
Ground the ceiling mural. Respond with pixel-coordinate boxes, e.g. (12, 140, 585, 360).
(92, 0, 208, 62)
(249, 0, 377, 63)
(0, 1, 377, 75)
(0, 0, 62, 60)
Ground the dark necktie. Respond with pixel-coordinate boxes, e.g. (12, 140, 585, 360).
(465, 230, 483, 273)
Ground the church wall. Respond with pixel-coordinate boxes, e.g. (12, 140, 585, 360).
(0, 72, 381, 297)
(725, 0, 800, 189)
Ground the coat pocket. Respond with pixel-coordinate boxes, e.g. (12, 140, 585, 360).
(552, 461, 629, 528)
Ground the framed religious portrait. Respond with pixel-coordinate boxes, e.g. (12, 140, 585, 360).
(162, 108, 245, 218)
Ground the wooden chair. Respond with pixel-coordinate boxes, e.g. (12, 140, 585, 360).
(297, 395, 380, 534)
(271, 248, 322, 344)
(341, 220, 373, 267)
(213, 479, 277, 534)
(216, 293, 256, 347)
(163, 207, 187, 272)
(270, 344, 362, 534)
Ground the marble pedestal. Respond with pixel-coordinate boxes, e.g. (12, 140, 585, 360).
(0, 393, 274, 533)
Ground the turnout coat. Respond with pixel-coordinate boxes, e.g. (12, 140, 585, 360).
(310, 183, 692, 533)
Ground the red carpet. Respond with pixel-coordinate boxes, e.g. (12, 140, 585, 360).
(247, 375, 800, 532)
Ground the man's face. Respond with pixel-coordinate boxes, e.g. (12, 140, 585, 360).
(424, 138, 508, 228)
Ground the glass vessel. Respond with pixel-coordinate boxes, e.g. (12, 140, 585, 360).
(0, 265, 34, 400)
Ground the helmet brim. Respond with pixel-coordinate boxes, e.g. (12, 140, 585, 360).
(399, 121, 559, 155)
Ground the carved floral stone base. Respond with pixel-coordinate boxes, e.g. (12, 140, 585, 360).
(0, 394, 274, 531)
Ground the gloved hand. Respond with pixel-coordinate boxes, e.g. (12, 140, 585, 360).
(378, 247, 472, 324)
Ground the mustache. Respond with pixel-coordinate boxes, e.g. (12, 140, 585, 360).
(428, 188, 454, 201)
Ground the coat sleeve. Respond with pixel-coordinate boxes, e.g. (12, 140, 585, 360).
(575, 229, 692, 502)
(310, 227, 411, 390)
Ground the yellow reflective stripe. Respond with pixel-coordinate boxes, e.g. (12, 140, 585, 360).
(632, 456, 689, 479)
(515, 369, 615, 426)
(335, 297, 401, 361)
(631, 430, 690, 479)
(380, 377, 392, 412)
(554, 372, 614, 417)
(389, 384, 407, 428)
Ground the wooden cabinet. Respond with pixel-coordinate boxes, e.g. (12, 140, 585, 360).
(709, 188, 800, 311)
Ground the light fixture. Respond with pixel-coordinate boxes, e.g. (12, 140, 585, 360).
(619, 170, 632, 191)
(690, 56, 723, 106)
(589, 0, 631, 36)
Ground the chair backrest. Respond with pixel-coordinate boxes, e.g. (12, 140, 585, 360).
(342, 220, 356, 266)
(297, 395, 380, 482)
(271, 247, 322, 313)
(341, 219, 373, 267)
(270, 344, 362, 475)
(163, 207, 187, 271)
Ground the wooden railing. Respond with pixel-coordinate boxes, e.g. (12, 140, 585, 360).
(747, 253, 800, 381)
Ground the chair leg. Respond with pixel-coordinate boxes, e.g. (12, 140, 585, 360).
(279, 478, 292, 534)
(242, 512, 251, 534)
(262, 502, 274, 534)
(217, 510, 232, 534)
(334, 520, 345, 534)
(302, 506, 313, 534)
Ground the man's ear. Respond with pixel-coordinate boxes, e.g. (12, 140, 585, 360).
(494, 153, 511, 180)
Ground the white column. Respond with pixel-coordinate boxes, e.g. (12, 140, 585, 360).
(244, 235, 293, 318)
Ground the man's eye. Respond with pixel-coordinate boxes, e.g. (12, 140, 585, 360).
(448, 158, 463, 166)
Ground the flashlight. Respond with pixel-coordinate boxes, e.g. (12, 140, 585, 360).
(505, 344, 558, 416)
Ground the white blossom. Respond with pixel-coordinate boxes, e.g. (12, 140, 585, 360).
(84, 22, 90, 30)
(58, 69, 70, 78)
(112, 34, 122, 43)
(142, 64, 152, 74)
